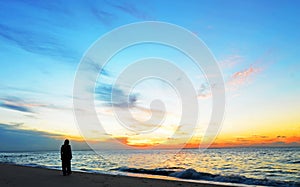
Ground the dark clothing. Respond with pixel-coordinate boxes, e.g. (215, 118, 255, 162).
(61, 144, 72, 175)
(62, 159, 71, 176)
(61, 144, 72, 160)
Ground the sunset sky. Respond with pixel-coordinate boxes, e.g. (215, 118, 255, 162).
(0, 0, 299, 151)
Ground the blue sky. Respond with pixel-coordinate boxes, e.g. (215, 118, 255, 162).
(0, 0, 299, 150)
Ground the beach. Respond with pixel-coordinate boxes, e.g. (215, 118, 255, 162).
(0, 164, 236, 187)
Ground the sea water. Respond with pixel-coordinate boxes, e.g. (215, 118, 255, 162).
(0, 147, 299, 186)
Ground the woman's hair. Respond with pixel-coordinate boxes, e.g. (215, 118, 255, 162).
(64, 139, 69, 145)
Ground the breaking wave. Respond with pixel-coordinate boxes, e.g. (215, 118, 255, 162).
(112, 167, 300, 187)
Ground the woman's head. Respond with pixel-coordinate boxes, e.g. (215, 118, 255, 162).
(64, 139, 69, 145)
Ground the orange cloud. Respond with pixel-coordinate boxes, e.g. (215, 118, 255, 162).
(81, 133, 300, 149)
(169, 134, 300, 149)
(209, 135, 300, 148)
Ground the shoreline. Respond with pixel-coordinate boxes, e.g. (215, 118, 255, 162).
(0, 163, 249, 187)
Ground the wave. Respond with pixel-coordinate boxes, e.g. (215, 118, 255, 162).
(112, 167, 300, 187)
(22, 163, 44, 168)
(21, 163, 62, 171)
(290, 161, 300, 164)
(79, 168, 102, 173)
(0, 154, 31, 158)
(112, 166, 182, 176)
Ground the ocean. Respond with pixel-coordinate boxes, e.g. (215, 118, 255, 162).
(0, 147, 299, 186)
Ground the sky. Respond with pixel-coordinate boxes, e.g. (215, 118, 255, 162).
(0, 0, 299, 151)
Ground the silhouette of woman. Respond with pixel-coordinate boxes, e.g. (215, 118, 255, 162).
(61, 139, 72, 176)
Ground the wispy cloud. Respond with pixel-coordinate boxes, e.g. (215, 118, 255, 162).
(0, 1, 76, 60)
(89, 6, 117, 26)
(232, 50, 274, 83)
(105, 0, 151, 20)
(82, 57, 111, 76)
(197, 54, 265, 99)
(197, 83, 212, 99)
(0, 96, 36, 113)
(0, 96, 71, 113)
(227, 66, 261, 90)
(0, 103, 32, 113)
(87, 0, 153, 26)
(230, 135, 300, 147)
(226, 50, 275, 91)
(219, 55, 243, 69)
(0, 1, 152, 60)
(185, 134, 300, 148)
(92, 66, 139, 107)
(95, 83, 138, 107)
(0, 84, 73, 99)
(198, 65, 261, 98)
(0, 23, 78, 60)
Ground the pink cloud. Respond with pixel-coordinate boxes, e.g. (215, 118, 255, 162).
(227, 65, 261, 89)
(197, 50, 274, 99)
(197, 65, 261, 99)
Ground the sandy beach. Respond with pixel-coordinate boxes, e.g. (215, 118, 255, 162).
(0, 164, 240, 187)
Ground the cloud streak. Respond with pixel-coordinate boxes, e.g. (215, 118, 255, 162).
(89, 6, 117, 26)
(227, 66, 261, 89)
(0, 97, 35, 113)
(0, 1, 152, 60)
(105, 0, 151, 20)
(197, 54, 265, 99)
(213, 134, 300, 148)
(0, 1, 78, 59)
(0, 23, 78, 60)
(226, 50, 274, 91)
(95, 83, 138, 107)
(197, 83, 212, 99)
(219, 55, 243, 69)
(0, 1, 77, 60)
(0, 103, 32, 113)
(0, 96, 71, 113)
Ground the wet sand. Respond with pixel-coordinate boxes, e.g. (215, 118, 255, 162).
(0, 164, 240, 187)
